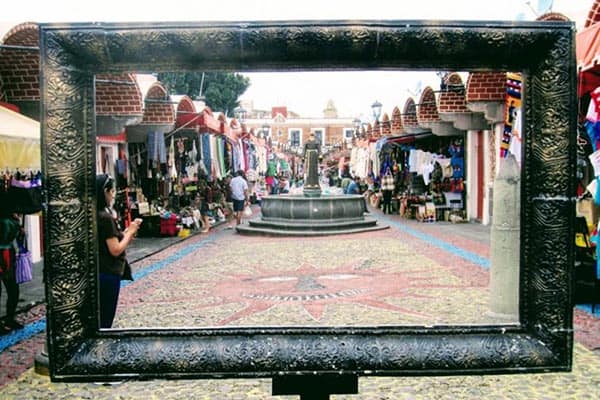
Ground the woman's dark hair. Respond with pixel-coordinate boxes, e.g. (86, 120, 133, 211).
(96, 174, 114, 210)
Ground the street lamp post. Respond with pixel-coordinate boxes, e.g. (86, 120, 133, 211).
(353, 118, 361, 144)
(262, 123, 271, 148)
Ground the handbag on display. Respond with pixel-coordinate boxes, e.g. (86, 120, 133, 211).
(15, 240, 33, 284)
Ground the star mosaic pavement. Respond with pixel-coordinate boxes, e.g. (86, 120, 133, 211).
(114, 233, 500, 329)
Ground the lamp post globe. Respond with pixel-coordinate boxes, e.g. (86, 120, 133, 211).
(371, 100, 382, 122)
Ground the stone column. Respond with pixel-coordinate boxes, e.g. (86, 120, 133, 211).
(489, 154, 520, 320)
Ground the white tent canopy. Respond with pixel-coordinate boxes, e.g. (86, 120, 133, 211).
(0, 105, 41, 169)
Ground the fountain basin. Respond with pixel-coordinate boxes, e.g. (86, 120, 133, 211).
(236, 194, 389, 237)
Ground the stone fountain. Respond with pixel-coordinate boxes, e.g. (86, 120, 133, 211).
(236, 145, 388, 236)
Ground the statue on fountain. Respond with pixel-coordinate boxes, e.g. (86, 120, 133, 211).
(303, 132, 322, 197)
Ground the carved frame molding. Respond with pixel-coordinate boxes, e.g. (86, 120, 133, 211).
(39, 20, 575, 381)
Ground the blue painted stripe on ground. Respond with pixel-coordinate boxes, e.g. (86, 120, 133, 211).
(576, 304, 600, 317)
(387, 219, 491, 269)
(387, 218, 600, 318)
(123, 237, 215, 286)
(0, 319, 46, 353)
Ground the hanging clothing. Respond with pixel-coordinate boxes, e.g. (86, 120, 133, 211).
(256, 145, 267, 175)
(242, 139, 249, 172)
(369, 142, 379, 179)
(234, 139, 245, 173)
(168, 137, 177, 180)
(220, 137, 227, 178)
(408, 149, 418, 173)
(209, 135, 220, 180)
(201, 133, 212, 179)
(218, 136, 226, 178)
(189, 138, 198, 164)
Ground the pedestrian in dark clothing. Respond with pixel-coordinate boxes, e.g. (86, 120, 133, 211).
(380, 168, 395, 214)
(96, 174, 141, 328)
(0, 211, 22, 334)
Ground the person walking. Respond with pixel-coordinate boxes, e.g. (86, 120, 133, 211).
(380, 168, 395, 214)
(0, 211, 23, 334)
(229, 170, 249, 226)
(96, 174, 141, 328)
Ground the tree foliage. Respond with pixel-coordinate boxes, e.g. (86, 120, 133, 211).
(157, 72, 250, 117)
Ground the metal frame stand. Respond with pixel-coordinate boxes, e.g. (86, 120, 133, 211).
(272, 375, 358, 399)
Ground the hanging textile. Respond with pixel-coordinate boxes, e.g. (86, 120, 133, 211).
(242, 139, 249, 171)
(147, 131, 167, 167)
(116, 143, 129, 181)
(201, 133, 211, 179)
(256, 144, 267, 174)
(158, 132, 167, 165)
(218, 136, 226, 178)
(147, 131, 156, 165)
(500, 72, 522, 158)
(221, 138, 228, 177)
(169, 136, 177, 180)
(176, 138, 186, 176)
(247, 142, 258, 172)
(418, 152, 435, 186)
(235, 139, 245, 173)
(209, 134, 219, 180)
(353, 147, 369, 179)
(189, 137, 198, 163)
(408, 149, 418, 173)
(449, 141, 465, 193)
(369, 142, 379, 179)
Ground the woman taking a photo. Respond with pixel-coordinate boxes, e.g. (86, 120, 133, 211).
(96, 174, 141, 328)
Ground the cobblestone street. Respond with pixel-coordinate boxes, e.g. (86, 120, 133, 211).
(1, 210, 599, 398)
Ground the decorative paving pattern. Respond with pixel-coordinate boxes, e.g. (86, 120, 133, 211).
(114, 232, 499, 329)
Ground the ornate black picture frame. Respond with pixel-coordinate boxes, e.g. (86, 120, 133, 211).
(40, 20, 575, 381)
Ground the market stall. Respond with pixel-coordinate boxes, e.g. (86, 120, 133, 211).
(349, 131, 465, 222)
(0, 103, 43, 262)
(575, 14, 600, 306)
